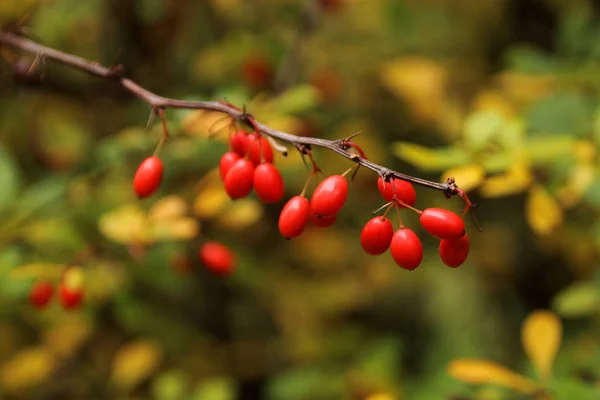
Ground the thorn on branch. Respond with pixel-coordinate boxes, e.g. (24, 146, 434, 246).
(107, 64, 125, 78)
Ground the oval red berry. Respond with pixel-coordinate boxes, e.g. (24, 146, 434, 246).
(278, 196, 310, 239)
(219, 152, 241, 181)
(309, 204, 336, 228)
(59, 283, 84, 310)
(377, 177, 416, 207)
(439, 233, 470, 268)
(390, 228, 423, 270)
(310, 175, 348, 217)
(133, 156, 164, 198)
(360, 217, 394, 255)
(230, 130, 250, 157)
(253, 163, 284, 203)
(247, 136, 274, 166)
(420, 208, 465, 239)
(224, 158, 254, 199)
(199, 241, 236, 276)
(29, 280, 54, 309)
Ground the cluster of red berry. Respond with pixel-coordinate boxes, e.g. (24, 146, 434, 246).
(360, 178, 470, 270)
(132, 126, 471, 275)
(29, 269, 84, 310)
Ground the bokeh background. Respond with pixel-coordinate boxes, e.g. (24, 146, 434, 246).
(2, 0, 600, 399)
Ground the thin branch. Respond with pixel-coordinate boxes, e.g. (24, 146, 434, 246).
(0, 30, 472, 207)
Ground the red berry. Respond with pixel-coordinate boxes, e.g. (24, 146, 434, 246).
(59, 283, 84, 310)
(439, 233, 470, 268)
(219, 152, 241, 181)
(199, 241, 236, 276)
(390, 228, 423, 270)
(246, 135, 274, 166)
(29, 280, 54, 309)
(230, 130, 250, 157)
(224, 158, 254, 199)
(377, 177, 416, 207)
(133, 156, 163, 198)
(253, 163, 284, 204)
(278, 196, 310, 239)
(420, 208, 465, 239)
(310, 175, 348, 217)
(310, 205, 336, 228)
(360, 217, 394, 255)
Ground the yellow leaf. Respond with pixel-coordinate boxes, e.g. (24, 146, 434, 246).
(472, 89, 517, 119)
(391, 142, 471, 172)
(9, 263, 65, 280)
(0, 346, 55, 393)
(148, 195, 189, 221)
(380, 57, 447, 124)
(181, 110, 232, 140)
(496, 72, 556, 106)
(448, 358, 538, 394)
(63, 266, 85, 290)
(366, 393, 397, 400)
(557, 163, 595, 208)
(111, 339, 163, 391)
(521, 310, 562, 382)
(98, 204, 149, 245)
(480, 163, 533, 198)
(441, 164, 485, 193)
(43, 314, 92, 358)
(216, 199, 263, 231)
(85, 262, 128, 304)
(525, 184, 563, 236)
(152, 217, 200, 241)
(194, 185, 232, 219)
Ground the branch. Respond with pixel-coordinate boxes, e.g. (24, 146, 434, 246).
(0, 30, 472, 208)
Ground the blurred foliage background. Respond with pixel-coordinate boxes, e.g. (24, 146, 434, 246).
(1, 0, 600, 399)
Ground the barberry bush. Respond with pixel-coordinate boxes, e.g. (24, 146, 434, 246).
(1, 1, 600, 399)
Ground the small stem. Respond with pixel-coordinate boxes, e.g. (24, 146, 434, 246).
(153, 108, 169, 156)
(341, 164, 359, 178)
(300, 171, 317, 198)
(394, 198, 422, 215)
(372, 201, 394, 215)
(395, 205, 404, 229)
(381, 202, 395, 220)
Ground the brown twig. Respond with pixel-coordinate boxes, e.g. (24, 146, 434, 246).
(0, 30, 475, 211)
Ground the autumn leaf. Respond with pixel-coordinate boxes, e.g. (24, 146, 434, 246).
(525, 184, 563, 235)
(521, 310, 562, 382)
(111, 339, 163, 391)
(448, 358, 538, 394)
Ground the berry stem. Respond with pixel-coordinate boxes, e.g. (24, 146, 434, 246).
(372, 201, 394, 216)
(395, 204, 405, 229)
(300, 171, 317, 198)
(153, 108, 169, 157)
(394, 198, 423, 215)
(341, 164, 359, 178)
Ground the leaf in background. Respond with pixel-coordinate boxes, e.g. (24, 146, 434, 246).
(9, 263, 65, 281)
(525, 92, 594, 137)
(521, 310, 562, 382)
(447, 359, 538, 394)
(192, 377, 236, 400)
(525, 135, 576, 165)
(21, 217, 85, 251)
(480, 162, 533, 197)
(43, 314, 92, 359)
(391, 143, 471, 172)
(262, 85, 319, 116)
(463, 110, 505, 152)
(152, 217, 199, 241)
(111, 339, 163, 391)
(441, 164, 485, 192)
(98, 204, 150, 245)
(148, 195, 190, 221)
(552, 281, 600, 318)
(266, 366, 346, 400)
(366, 394, 396, 400)
(496, 72, 556, 106)
(194, 184, 232, 219)
(525, 184, 563, 235)
(0, 346, 56, 393)
(0, 146, 20, 215)
(380, 57, 447, 124)
(151, 370, 190, 400)
(216, 198, 263, 231)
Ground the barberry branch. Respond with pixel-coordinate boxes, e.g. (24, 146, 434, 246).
(0, 30, 475, 214)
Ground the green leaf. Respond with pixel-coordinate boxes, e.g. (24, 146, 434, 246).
(504, 46, 558, 74)
(266, 366, 346, 400)
(391, 142, 471, 172)
(526, 92, 594, 137)
(463, 111, 506, 152)
(151, 370, 190, 400)
(267, 85, 319, 115)
(525, 135, 576, 165)
(552, 281, 600, 318)
(191, 378, 236, 400)
(0, 147, 20, 215)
